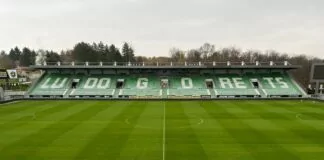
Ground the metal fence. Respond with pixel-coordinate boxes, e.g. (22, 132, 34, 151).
(35, 61, 292, 67)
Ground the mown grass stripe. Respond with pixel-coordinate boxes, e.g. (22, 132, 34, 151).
(205, 101, 300, 160)
(262, 101, 324, 145)
(198, 101, 255, 159)
(197, 101, 258, 159)
(233, 101, 323, 157)
(36, 101, 131, 159)
(0, 101, 79, 132)
(269, 101, 324, 121)
(0, 101, 45, 115)
(245, 101, 324, 158)
(165, 101, 208, 160)
(0, 101, 92, 149)
(181, 101, 221, 159)
(117, 101, 164, 159)
(0, 100, 323, 159)
(0, 101, 113, 159)
(269, 100, 324, 113)
(74, 101, 147, 159)
(0, 103, 48, 123)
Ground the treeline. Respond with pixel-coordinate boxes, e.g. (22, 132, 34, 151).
(168, 43, 324, 87)
(0, 42, 323, 87)
(0, 42, 135, 68)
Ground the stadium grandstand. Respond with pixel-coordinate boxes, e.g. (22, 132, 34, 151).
(25, 61, 308, 99)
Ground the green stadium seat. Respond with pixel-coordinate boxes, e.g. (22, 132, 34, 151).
(30, 73, 71, 96)
(28, 71, 305, 98)
(70, 89, 115, 96)
(168, 88, 210, 97)
(69, 75, 116, 97)
(121, 89, 162, 97)
(215, 89, 259, 96)
(258, 73, 303, 97)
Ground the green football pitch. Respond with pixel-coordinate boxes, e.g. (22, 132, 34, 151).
(0, 100, 324, 159)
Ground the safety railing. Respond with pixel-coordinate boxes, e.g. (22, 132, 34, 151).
(34, 61, 292, 67)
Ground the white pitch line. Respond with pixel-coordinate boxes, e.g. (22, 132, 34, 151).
(163, 101, 166, 160)
(198, 118, 204, 125)
(296, 113, 302, 120)
(0, 101, 20, 105)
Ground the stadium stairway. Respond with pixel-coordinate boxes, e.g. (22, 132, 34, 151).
(257, 88, 267, 97)
(114, 88, 121, 98)
(64, 74, 79, 98)
(209, 88, 216, 98)
(64, 89, 73, 98)
(162, 88, 168, 98)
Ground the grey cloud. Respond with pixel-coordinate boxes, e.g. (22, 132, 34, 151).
(0, 0, 323, 58)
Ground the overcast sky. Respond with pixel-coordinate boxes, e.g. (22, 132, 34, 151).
(0, 0, 323, 58)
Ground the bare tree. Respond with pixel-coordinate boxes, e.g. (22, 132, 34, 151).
(199, 43, 215, 61)
(169, 47, 185, 62)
